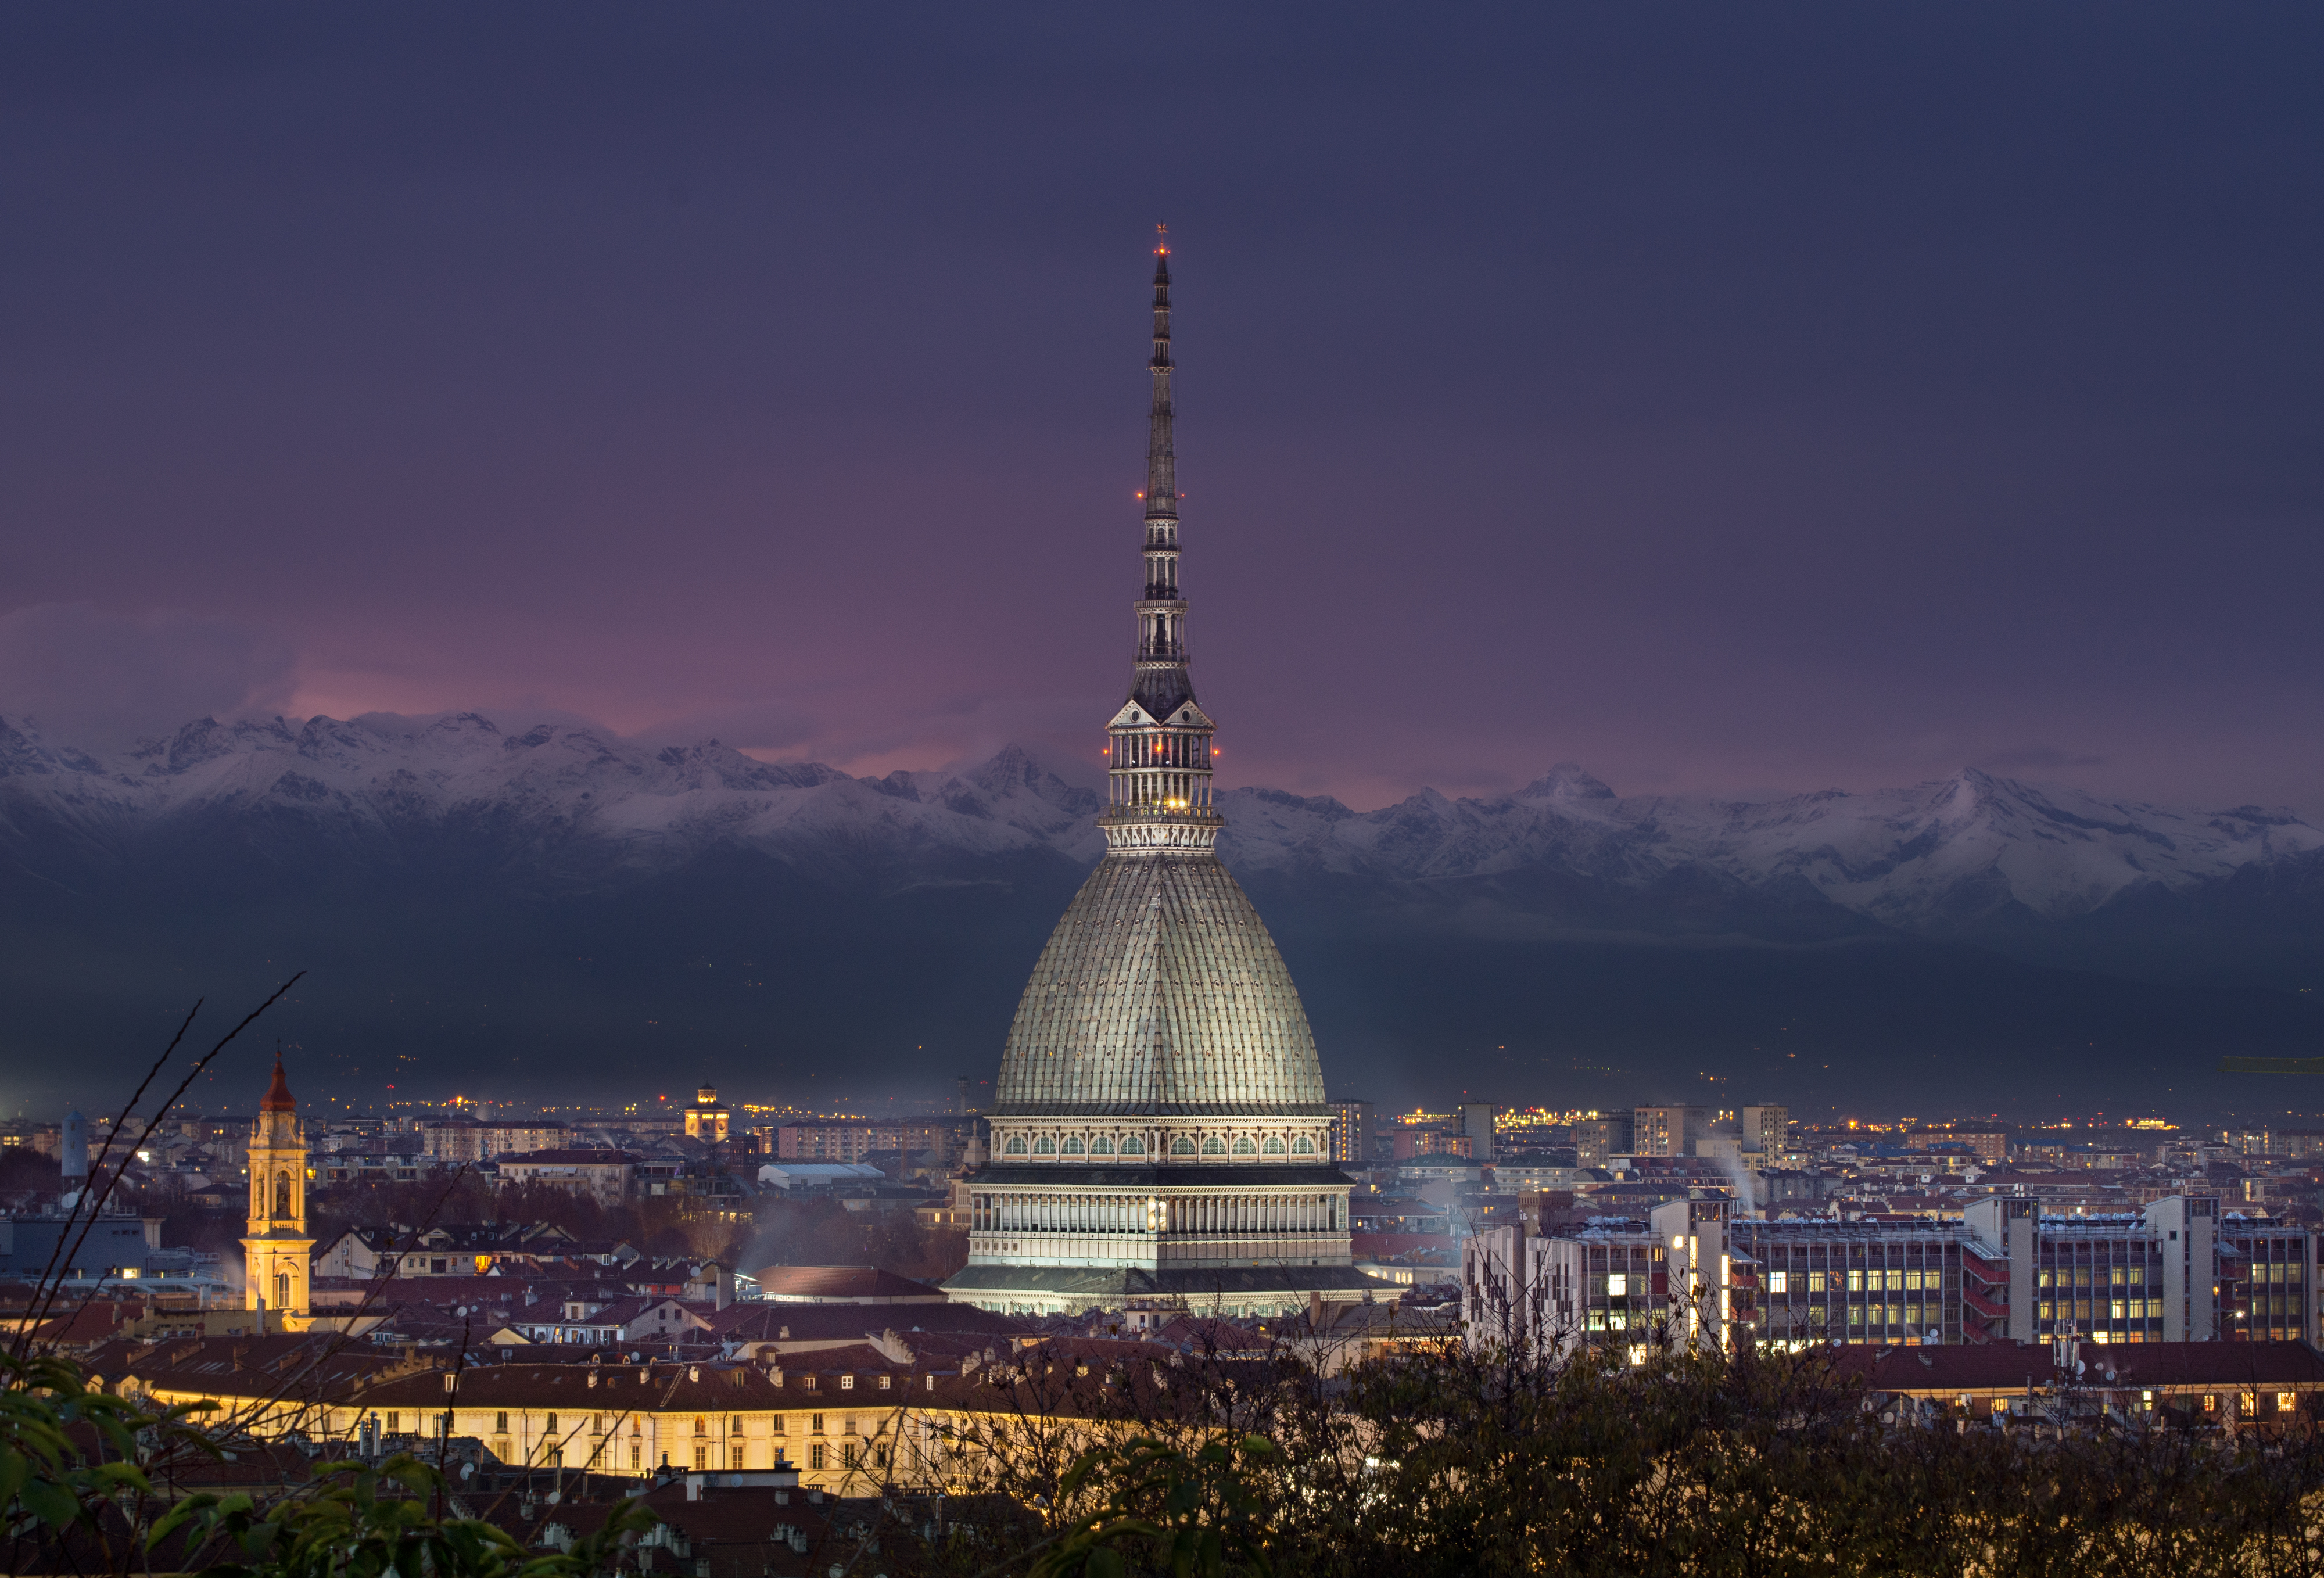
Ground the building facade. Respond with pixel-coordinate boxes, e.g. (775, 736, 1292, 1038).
(498, 1150, 637, 1207)
(1740, 1105, 1789, 1156)
(1633, 1106, 1709, 1159)
(776, 1122, 907, 1162)
(944, 237, 1375, 1318)
(1572, 1114, 1634, 1165)
(416, 1118, 569, 1164)
(1462, 1192, 2314, 1358)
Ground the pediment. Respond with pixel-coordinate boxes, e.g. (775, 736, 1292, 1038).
(1166, 703, 1213, 729)
(1111, 702, 1156, 728)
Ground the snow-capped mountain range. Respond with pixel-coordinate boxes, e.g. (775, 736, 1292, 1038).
(5, 709, 2320, 938)
(8, 709, 2324, 1111)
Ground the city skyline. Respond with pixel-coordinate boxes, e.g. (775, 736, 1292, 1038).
(9, 15, 2324, 1570)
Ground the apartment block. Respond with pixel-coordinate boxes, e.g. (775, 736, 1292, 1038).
(1632, 1106, 1708, 1159)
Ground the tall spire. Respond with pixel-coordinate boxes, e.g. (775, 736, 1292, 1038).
(1102, 227, 1220, 856)
(1146, 224, 1176, 533)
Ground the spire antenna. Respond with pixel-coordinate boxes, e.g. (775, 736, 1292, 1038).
(1100, 231, 1216, 855)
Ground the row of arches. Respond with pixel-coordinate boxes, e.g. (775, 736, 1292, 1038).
(999, 1131, 1322, 1159)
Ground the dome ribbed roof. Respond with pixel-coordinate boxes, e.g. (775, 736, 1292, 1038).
(994, 853, 1328, 1116)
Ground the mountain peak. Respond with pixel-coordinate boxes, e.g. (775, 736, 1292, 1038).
(1520, 763, 1616, 801)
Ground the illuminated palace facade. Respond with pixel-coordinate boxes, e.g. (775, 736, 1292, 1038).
(944, 236, 1384, 1318)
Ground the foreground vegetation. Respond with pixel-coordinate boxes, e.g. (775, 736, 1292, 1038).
(938, 1328, 2324, 1578)
(15, 1328, 2324, 1577)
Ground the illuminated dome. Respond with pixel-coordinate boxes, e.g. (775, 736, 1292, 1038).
(993, 852, 1326, 1117)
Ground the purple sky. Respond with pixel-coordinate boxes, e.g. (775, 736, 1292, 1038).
(4, 5, 2320, 812)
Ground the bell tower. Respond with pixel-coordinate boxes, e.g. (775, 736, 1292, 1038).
(242, 1050, 312, 1324)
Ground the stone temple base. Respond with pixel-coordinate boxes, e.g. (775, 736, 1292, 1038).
(942, 1262, 1397, 1318)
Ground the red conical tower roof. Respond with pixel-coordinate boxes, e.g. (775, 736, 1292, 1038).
(260, 1050, 296, 1112)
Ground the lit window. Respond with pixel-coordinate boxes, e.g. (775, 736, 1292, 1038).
(1607, 1274, 1627, 1297)
(1769, 1272, 1788, 1294)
